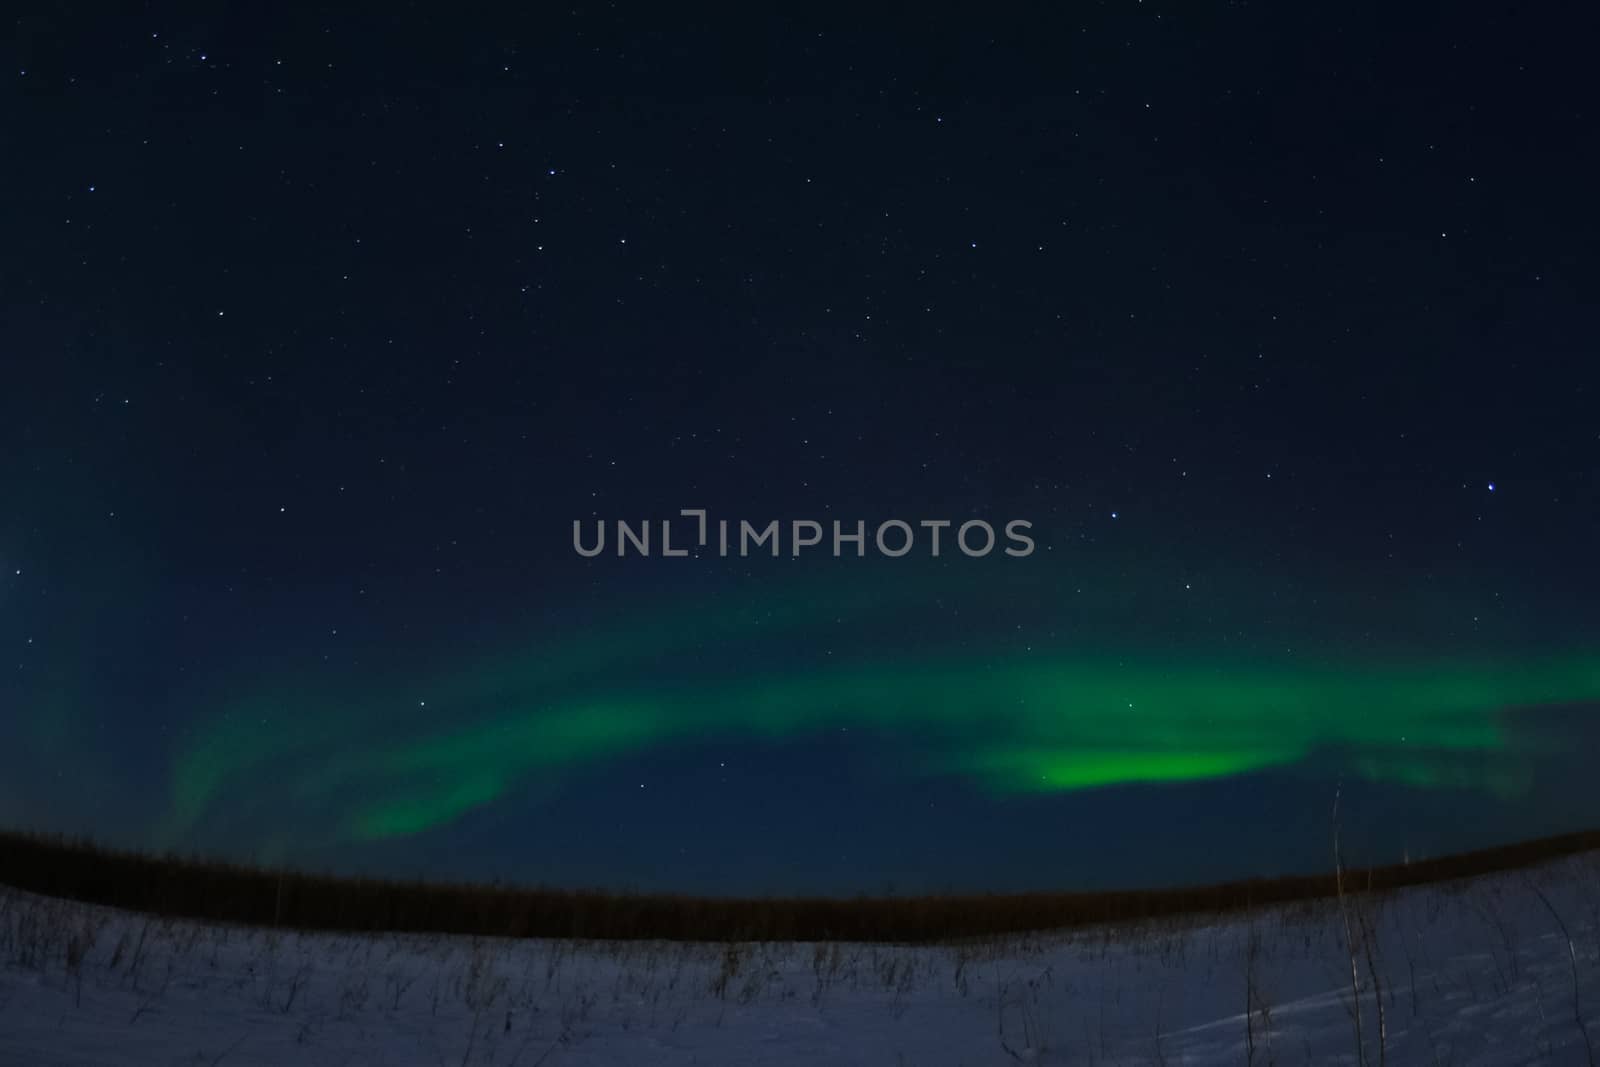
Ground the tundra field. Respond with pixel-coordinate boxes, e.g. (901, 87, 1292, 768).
(4, 834, 1600, 1064)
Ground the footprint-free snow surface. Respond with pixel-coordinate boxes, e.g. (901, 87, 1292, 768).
(5, 856, 1600, 1065)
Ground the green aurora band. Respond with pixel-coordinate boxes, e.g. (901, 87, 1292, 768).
(161, 639, 1600, 850)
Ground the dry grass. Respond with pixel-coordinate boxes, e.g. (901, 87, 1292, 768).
(2, 827, 1598, 944)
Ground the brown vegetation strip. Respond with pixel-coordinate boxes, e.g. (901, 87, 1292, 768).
(3, 828, 1598, 943)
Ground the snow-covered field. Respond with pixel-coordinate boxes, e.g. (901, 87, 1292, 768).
(4, 856, 1600, 1065)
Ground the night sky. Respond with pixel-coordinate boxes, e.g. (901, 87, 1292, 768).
(3, 6, 1597, 895)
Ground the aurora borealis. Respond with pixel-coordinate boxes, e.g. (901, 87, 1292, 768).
(168, 636, 1597, 847)
(123, 555, 1600, 888)
(4, 6, 1599, 894)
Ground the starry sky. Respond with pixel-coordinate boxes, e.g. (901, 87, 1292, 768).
(2, 6, 1597, 895)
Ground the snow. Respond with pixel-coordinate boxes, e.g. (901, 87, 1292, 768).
(4, 855, 1600, 1064)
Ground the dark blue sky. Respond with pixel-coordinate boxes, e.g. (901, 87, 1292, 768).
(2, 4, 1597, 894)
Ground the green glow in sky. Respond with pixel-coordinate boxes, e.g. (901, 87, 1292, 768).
(160, 630, 1599, 848)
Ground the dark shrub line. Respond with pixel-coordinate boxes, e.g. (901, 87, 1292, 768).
(2, 828, 1596, 944)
